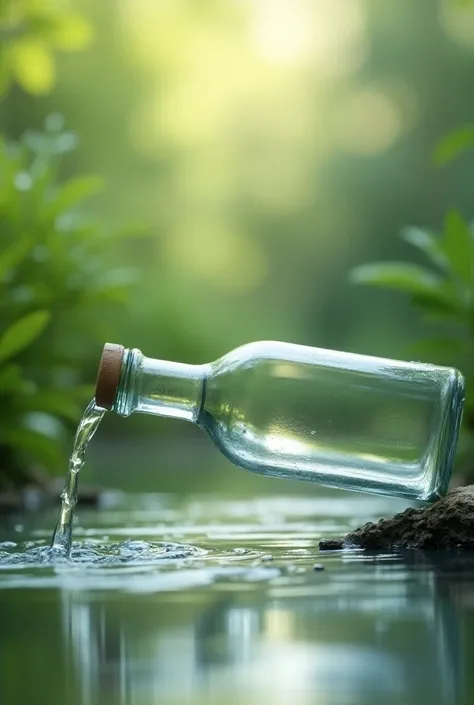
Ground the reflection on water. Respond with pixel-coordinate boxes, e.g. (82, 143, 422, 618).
(1, 492, 473, 705)
(59, 571, 465, 705)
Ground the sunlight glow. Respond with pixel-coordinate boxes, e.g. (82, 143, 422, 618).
(335, 89, 403, 156)
(250, 0, 316, 64)
(164, 223, 267, 293)
(250, 0, 367, 77)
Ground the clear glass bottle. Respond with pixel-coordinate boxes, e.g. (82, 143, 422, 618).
(95, 341, 465, 501)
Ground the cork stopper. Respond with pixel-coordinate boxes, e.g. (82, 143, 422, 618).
(95, 343, 125, 410)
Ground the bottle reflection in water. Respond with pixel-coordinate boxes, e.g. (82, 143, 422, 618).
(59, 567, 464, 705)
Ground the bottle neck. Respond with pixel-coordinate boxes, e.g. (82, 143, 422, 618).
(114, 348, 208, 423)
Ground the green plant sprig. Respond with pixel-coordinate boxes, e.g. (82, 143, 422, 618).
(0, 116, 138, 485)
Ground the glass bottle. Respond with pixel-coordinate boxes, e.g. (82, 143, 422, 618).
(95, 341, 465, 501)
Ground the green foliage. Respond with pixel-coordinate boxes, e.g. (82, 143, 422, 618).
(0, 0, 92, 96)
(351, 112, 474, 438)
(351, 208, 474, 433)
(434, 125, 474, 167)
(0, 116, 136, 486)
(351, 209, 474, 314)
(0, 310, 50, 363)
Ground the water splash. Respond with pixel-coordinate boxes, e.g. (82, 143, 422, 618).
(0, 539, 205, 566)
(51, 401, 105, 555)
(0, 539, 281, 592)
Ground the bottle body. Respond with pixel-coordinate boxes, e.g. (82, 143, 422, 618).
(113, 341, 465, 501)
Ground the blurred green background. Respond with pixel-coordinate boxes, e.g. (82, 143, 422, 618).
(2, 0, 474, 490)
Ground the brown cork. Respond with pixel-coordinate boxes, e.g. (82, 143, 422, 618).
(95, 343, 125, 410)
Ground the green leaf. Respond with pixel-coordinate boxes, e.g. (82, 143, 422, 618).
(50, 13, 94, 51)
(351, 262, 465, 320)
(2, 427, 63, 471)
(434, 124, 474, 166)
(411, 293, 461, 317)
(42, 176, 104, 221)
(0, 310, 50, 363)
(442, 209, 473, 286)
(350, 262, 447, 298)
(401, 227, 448, 270)
(10, 40, 55, 95)
(0, 236, 32, 282)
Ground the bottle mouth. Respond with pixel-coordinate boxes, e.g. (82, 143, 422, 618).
(95, 343, 125, 410)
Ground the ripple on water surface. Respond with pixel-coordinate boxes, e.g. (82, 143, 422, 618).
(0, 537, 282, 592)
(0, 493, 411, 593)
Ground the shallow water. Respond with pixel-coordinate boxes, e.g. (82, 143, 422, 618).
(2, 489, 474, 705)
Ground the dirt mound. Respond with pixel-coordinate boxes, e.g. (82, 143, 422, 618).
(319, 486, 474, 551)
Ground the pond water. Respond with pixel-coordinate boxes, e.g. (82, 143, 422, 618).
(1, 487, 474, 705)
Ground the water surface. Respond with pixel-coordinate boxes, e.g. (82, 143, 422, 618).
(1, 490, 473, 705)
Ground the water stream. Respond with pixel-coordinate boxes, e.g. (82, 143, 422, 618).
(50, 400, 105, 555)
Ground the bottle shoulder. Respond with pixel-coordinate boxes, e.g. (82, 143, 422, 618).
(211, 341, 302, 375)
(208, 340, 466, 388)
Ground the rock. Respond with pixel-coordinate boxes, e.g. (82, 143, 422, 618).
(319, 539, 344, 551)
(319, 486, 474, 551)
